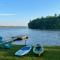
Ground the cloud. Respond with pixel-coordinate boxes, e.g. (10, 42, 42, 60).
(0, 14, 16, 16)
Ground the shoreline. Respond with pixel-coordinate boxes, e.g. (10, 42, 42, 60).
(0, 45, 60, 60)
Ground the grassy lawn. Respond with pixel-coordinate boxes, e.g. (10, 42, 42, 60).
(0, 45, 60, 60)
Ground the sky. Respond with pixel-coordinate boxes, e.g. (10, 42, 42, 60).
(0, 0, 60, 26)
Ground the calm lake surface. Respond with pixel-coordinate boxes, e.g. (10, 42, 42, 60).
(0, 27, 60, 46)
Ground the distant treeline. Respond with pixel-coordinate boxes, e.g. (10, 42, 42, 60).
(28, 14, 60, 29)
(0, 26, 27, 28)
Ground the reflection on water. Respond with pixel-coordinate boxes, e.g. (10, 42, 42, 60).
(0, 27, 60, 46)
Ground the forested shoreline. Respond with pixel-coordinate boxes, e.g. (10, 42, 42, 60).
(28, 14, 60, 30)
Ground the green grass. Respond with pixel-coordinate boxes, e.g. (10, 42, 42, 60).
(0, 45, 60, 60)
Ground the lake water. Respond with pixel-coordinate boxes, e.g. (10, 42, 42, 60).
(0, 27, 60, 46)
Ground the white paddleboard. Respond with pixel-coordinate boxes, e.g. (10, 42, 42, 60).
(15, 45, 32, 56)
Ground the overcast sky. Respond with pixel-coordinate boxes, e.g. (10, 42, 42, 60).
(0, 0, 60, 26)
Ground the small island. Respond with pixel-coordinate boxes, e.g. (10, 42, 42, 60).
(28, 14, 60, 30)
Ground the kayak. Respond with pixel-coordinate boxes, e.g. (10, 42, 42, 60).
(15, 45, 32, 56)
(33, 44, 44, 56)
(12, 35, 28, 41)
(0, 36, 12, 48)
